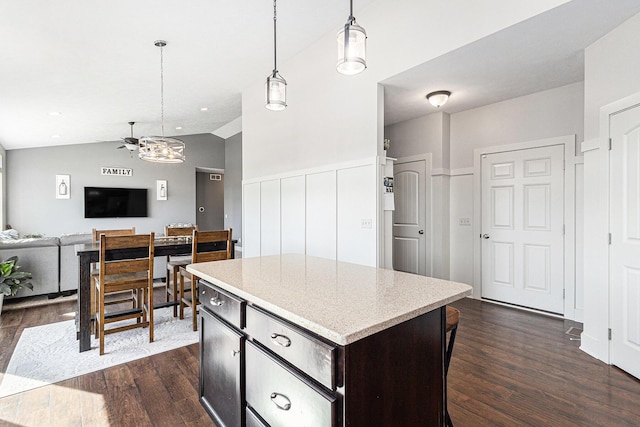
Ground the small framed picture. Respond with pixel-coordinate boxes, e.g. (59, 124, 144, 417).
(56, 175, 70, 199)
(157, 180, 167, 201)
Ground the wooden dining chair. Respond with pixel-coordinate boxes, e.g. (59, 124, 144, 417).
(164, 224, 198, 316)
(94, 233, 155, 355)
(90, 227, 137, 333)
(179, 228, 232, 331)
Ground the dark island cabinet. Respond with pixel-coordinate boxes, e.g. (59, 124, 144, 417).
(199, 279, 446, 426)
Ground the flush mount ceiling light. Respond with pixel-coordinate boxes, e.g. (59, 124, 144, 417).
(337, 0, 367, 75)
(265, 0, 287, 111)
(426, 90, 451, 108)
(139, 40, 185, 164)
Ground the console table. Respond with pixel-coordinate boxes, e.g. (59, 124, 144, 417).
(188, 254, 471, 426)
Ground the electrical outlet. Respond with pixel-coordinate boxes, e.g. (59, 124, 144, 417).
(459, 217, 471, 226)
(361, 218, 372, 229)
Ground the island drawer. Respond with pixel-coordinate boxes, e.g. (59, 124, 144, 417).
(245, 305, 336, 390)
(199, 280, 245, 328)
(246, 342, 337, 427)
(246, 407, 268, 427)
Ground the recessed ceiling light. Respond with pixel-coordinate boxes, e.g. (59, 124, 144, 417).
(49, 111, 62, 116)
(51, 134, 61, 139)
(175, 126, 183, 130)
(200, 107, 208, 112)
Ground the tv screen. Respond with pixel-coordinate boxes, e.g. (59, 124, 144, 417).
(84, 187, 148, 218)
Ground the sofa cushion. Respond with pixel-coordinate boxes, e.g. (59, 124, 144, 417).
(0, 236, 60, 250)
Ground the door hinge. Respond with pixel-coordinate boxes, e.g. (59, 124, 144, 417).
(608, 328, 612, 340)
(609, 138, 612, 150)
(609, 233, 612, 245)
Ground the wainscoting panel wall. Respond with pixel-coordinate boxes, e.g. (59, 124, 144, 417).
(242, 159, 378, 267)
(306, 171, 337, 259)
(260, 179, 281, 256)
(243, 182, 261, 258)
(337, 165, 377, 266)
(281, 175, 306, 255)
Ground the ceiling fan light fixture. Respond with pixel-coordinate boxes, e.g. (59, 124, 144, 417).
(426, 90, 451, 108)
(337, 0, 367, 75)
(140, 40, 185, 164)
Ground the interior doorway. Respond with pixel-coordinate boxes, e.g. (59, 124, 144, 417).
(196, 169, 224, 231)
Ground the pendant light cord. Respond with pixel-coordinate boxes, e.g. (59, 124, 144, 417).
(273, 0, 278, 75)
(160, 43, 165, 137)
(349, 0, 354, 23)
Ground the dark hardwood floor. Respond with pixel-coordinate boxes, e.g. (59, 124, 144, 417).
(0, 296, 639, 426)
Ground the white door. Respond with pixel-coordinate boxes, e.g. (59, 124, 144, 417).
(481, 145, 564, 314)
(393, 160, 426, 275)
(610, 104, 640, 379)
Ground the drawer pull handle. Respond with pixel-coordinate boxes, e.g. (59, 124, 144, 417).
(270, 333, 291, 347)
(270, 392, 291, 411)
(210, 298, 224, 306)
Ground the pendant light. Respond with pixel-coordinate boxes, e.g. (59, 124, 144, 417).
(139, 40, 186, 163)
(266, 0, 287, 111)
(337, 0, 367, 75)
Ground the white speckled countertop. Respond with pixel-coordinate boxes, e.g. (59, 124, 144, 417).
(187, 254, 472, 346)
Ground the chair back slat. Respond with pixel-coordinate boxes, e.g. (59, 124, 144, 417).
(93, 227, 136, 242)
(99, 233, 155, 279)
(104, 258, 151, 275)
(165, 225, 197, 237)
(191, 228, 232, 263)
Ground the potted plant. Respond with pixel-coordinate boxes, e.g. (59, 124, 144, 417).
(0, 256, 33, 315)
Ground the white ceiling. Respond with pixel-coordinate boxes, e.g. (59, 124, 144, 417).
(1, 1, 639, 150)
(0, 0, 377, 150)
(383, 0, 640, 125)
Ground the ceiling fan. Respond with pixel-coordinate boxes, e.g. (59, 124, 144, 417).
(117, 122, 140, 151)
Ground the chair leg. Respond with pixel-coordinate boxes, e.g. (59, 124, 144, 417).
(192, 278, 198, 331)
(149, 281, 154, 343)
(445, 324, 458, 427)
(445, 325, 458, 375)
(99, 285, 105, 355)
(172, 266, 179, 317)
(179, 272, 185, 320)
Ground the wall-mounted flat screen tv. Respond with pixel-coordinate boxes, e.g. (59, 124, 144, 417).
(84, 187, 148, 218)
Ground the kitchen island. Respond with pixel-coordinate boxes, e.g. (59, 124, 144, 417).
(187, 254, 472, 426)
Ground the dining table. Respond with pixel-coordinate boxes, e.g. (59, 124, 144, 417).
(74, 236, 236, 352)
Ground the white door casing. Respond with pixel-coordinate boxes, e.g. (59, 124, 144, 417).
(481, 145, 565, 314)
(393, 160, 426, 275)
(610, 104, 640, 380)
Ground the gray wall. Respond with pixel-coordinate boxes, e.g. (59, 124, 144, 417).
(0, 143, 6, 229)
(6, 133, 227, 237)
(224, 132, 242, 244)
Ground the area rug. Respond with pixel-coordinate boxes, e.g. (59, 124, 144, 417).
(0, 307, 198, 398)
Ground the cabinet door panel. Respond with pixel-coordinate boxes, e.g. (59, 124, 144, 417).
(200, 308, 244, 427)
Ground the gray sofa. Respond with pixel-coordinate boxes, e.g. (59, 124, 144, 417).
(1, 233, 168, 299)
(0, 237, 60, 298)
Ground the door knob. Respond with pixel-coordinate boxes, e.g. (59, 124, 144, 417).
(482, 234, 490, 239)
(418, 230, 424, 235)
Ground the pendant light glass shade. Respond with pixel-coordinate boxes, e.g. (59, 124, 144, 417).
(266, 72, 287, 111)
(140, 40, 185, 163)
(266, 0, 287, 111)
(337, 1, 367, 75)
